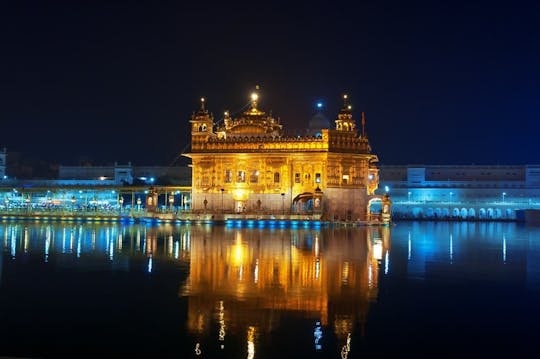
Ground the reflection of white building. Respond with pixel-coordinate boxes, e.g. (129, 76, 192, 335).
(379, 165, 540, 220)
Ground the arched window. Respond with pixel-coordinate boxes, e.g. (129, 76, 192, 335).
(274, 172, 280, 183)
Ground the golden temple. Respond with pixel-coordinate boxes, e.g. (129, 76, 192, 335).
(184, 90, 391, 222)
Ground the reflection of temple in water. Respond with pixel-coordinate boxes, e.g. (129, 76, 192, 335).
(181, 225, 391, 355)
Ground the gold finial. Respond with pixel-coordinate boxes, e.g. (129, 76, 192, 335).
(343, 94, 351, 109)
(200, 97, 205, 110)
(250, 91, 259, 109)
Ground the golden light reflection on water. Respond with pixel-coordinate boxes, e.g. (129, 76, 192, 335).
(181, 225, 391, 356)
(0, 221, 390, 357)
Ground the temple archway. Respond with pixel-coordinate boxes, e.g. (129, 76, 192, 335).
(292, 192, 314, 213)
(367, 197, 382, 220)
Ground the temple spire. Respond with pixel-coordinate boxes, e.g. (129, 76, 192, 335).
(200, 97, 206, 111)
(250, 92, 259, 110)
(250, 85, 260, 110)
(342, 94, 352, 112)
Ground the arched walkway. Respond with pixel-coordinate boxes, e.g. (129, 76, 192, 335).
(292, 192, 314, 213)
(412, 207, 424, 219)
(367, 198, 383, 220)
(479, 208, 486, 219)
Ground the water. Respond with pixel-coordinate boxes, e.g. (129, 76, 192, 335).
(0, 221, 539, 358)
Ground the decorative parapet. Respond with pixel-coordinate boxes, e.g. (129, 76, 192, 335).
(192, 130, 371, 154)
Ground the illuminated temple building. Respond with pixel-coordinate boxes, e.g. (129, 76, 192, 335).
(184, 91, 391, 222)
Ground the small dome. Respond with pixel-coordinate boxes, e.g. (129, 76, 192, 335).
(309, 112, 330, 130)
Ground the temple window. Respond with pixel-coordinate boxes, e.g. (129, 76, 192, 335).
(295, 173, 301, 183)
(250, 170, 259, 183)
(237, 171, 246, 183)
(315, 173, 321, 184)
(274, 172, 280, 183)
(224, 170, 232, 183)
(202, 175, 210, 186)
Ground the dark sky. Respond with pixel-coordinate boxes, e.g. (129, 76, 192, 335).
(1, 0, 538, 166)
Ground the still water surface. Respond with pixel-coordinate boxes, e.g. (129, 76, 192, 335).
(0, 221, 539, 358)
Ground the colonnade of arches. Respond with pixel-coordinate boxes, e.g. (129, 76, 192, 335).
(405, 207, 515, 220)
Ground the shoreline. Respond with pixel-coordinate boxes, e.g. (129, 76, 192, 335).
(0, 211, 393, 227)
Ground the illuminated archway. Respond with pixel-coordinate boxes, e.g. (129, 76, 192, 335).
(292, 192, 314, 213)
(479, 208, 486, 219)
(442, 208, 450, 218)
(367, 197, 383, 220)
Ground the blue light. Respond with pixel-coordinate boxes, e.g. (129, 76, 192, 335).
(316, 102, 323, 109)
(150, 177, 155, 183)
(314, 321, 323, 350)
(385, 185, 390, 193)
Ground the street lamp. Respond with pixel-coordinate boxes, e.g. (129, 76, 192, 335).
(4, 197, 9, 211)
(281, 193, 285, 215)
(502, 192, 506, 203)
(220, 188, 224, 213)
(449, 192, 453, 202)
(25, 195, 31, 213)
(408, 191, 411, 202)
(71, 196, 76, 212)
(168, 192, 175, 212)
(183, 195, 188, 211)
(136, 197, 142, 211)
(119, 196, 124, 213)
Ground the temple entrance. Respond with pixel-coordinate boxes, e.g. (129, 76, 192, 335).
(236, 201, 246, 213)
(292, 192, 314, 214)
(367, 194, 392, 223)
(367, 198, 382, 221)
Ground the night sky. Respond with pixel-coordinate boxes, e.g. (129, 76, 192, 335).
(1, 0, 538, 166)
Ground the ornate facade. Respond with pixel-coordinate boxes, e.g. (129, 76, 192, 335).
(184, 91, 389, 221)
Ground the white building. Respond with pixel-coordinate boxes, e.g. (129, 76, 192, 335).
(379, 165, 540, 220)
